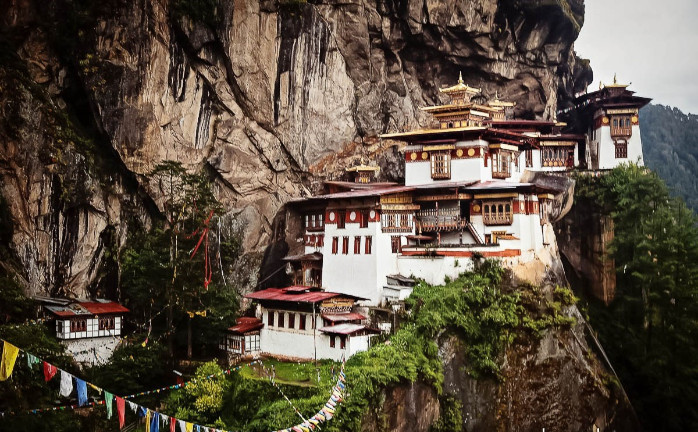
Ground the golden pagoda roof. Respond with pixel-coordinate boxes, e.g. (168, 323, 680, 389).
(346, 164, 380, 173)
(487, 93, 516, 108)
(439, 72, 481, 96)
(379, 125, 487, 139)
(420, 103, 500, 114)
(601, 73, 630, 89)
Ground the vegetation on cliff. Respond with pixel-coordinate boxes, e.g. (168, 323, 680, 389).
(640, 104, 698, 212)
(576, 164, 698, 431)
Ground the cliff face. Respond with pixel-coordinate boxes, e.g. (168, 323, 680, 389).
(0, 0, 591, 296)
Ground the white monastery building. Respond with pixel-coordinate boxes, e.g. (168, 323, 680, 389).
(43, 298, 129, 366)
(243, 74, 650, 362)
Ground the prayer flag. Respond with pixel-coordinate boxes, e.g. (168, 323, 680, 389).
(116, 397, 125, 429)
(150, 412, 160, 432)
(0, 341, 20, 381)
(59, 371, 73, 397)
(75, 377, 88, 406)
(170, 416, 176, 432)
(26, 353, 40, 368)
(43, 362, 57, 381)
(105, 391, 114, 419)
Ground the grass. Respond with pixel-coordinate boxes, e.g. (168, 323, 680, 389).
(239, 358, 342, 388)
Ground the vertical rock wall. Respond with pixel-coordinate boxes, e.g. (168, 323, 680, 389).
(0, 0, 592, 298)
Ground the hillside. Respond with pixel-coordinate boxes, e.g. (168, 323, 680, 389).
(640, 104, 698, 212)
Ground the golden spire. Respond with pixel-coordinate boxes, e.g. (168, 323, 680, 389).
(458, 71, 463, 84)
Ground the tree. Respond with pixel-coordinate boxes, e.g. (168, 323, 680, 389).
(164, 361, 230, 427)
(121, 161, 239, 360)
(583, 164, 698, 431)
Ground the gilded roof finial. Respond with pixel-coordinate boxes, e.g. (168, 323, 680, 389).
(599, 80, 603, 90)
(458, 71, 463, 84)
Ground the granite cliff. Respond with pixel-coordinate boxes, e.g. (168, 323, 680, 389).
(0, 0, 591, 298)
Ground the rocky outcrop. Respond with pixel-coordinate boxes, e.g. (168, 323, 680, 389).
(0, 0, 592, 298)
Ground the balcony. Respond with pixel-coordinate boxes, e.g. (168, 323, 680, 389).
(611, 127, 632, 137)
(416, 208, 467, 232)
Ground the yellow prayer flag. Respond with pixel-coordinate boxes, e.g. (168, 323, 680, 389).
(185, 422, 194, 432)
(0, 341, 20, 381)
(145, 410, 151, 432)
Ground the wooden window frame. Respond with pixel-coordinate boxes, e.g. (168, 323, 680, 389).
(482, 200, 514, 226)
(288, 313, 295, 329)
(340, 336, 346, 349)
(354, 236, 361, 254)
(615, 141, 628, 159)
(299, 314, 306, 331)
(525, 149, 533, 167)
(342, 236, 349, 255)
(267, 310, 274, 327)
(360, 211, 369, 228)
(71, 319, 87, 333)
(332, 237, 339, 254)
(365, 236, 372, 254)
(278, 312, 285, 328)
(430, 151, 451, 180)
(99, 316, 115, 331)
(337, 211, 346, 229)
(491, 150, 511, 179)
(391, 236, 402, 254)
(330, 335, 335, 348)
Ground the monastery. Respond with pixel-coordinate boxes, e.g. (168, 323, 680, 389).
(233, 74, 648, 362)
(232, 74, 651, 362)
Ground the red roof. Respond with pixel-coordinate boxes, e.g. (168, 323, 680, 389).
(81, 302, 130, 315)
(228, 317, 264, 335)
(45, 300, 128, 317)
(246, 287, 365, 304)
(290, 185, 415, 202)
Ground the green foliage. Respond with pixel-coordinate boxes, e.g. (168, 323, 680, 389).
(640, 104, 698, 212)
(87, 341, 167, 396)
(0, 274, 32, 324)
(165, 361, 230, 425)
(0, 324, 82, 432)
(430, 395, 463, 432)
(518, 285, 577, 337)
(121, 161, 240, 355)
(579, 164, 698, 431)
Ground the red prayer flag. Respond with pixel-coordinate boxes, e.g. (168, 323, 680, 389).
(43, 362, 57, 381)
(116, 396, 125, 429)
(170, 416, 176, 432)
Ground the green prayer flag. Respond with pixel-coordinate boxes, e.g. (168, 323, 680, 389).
(105, 391, 114, 419)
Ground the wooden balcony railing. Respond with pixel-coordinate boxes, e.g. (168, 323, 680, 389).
(416, 209, 467, 232)
(611, 127, 632, 137)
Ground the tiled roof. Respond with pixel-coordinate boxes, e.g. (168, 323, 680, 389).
(318, 323, 381, 335)
(45, 300, 129, 317)
(228, 317, 264, 335)
(321, 313, 366, 323)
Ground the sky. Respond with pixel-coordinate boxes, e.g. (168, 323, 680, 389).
(574, 0, 698, 114)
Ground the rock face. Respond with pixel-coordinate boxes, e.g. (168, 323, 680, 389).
(0, 0, 591, 296)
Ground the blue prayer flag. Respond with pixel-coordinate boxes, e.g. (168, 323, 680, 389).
(75, 378, 88, 407)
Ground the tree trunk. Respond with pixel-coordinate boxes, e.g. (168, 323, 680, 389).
(187, 315, 193, 359)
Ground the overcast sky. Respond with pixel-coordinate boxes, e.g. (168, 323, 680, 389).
(574, 0, 698, 114)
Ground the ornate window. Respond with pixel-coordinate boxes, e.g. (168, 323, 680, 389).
(391, 236, 402, 253)
(342, 236, 349, 254)
(303, 213, 324, 231)
(525, 149, 533, 167)
(365, 236, 373, 254)
(541, 147, 574, 167)
(482, 200, 513, 225)
(615, 141, 628, 158)
(354, 236, 361, 254)
(611, 116, 632, 137)
(70, 319, 87, 333)
(491, 150, 512, 178)
(331, 237, 338, 254)
(99, 317, 115, 330)
(430, 151, 451, 179)
(381, 212, 412, 233)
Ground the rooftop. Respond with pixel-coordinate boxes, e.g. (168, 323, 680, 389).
(318, 323, 380, 336)
(44, 300, 129, 318)
(245, 287, 366, 304)
(228, 317, 264, 335)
